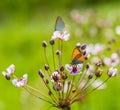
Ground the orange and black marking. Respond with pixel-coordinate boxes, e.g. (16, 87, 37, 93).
(70, 48, 85, 65)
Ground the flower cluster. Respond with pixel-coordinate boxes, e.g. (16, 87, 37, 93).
(70, 9, 120, 39)
(2, 64, 28, 88)
(2, 16, 119, 110)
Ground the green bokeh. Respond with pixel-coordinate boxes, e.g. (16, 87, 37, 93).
(0, 1, 120, 110)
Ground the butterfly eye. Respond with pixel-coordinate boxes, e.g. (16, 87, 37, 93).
(55, 16, 65, 31)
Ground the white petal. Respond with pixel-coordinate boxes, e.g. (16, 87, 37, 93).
(86, 65, 95, 75)
(77, 64, 83, 69)
(65, 64, 72, 72)
(12, 74, 28, 88)
(108, 67, 117, 77)
(92, 57, 100, 64)
(111, 53, 118, 59)
(62, 31, 70, 41)
(23, 74, 28, 80)
(103, 58, 111, 66)
(92, 44, 105, 55)
(92, 80, 106, 90)
(51, 31, 70, 41)
(116, 26, 120, 35)
(12, 79, 18, 87)
(6, 64, 15, 74)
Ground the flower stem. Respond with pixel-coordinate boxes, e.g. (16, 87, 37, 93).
(61, 40, 63, 66)
(84, 77, 110, 96)
(52, 45, 56, 70)
(75, 69, 87, 91)
(62, 81, 65, 100)
(71, 77, 110, 104)
(26, 84, 51, 100)
(42, 77, 58, 104)
(44, 47, 52, 72)
(23, 87, 55, 105)
(67, 76, 75, 98)
(58, 40, 62, 68)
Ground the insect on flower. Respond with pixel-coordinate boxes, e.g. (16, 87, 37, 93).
(52, 16, 70, 41)
(2, 16, 119, 110)
(55, 16, 65, 31)
(71, 47, 85, 65)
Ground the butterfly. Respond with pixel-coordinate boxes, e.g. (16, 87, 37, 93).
(55, 16, 65, 31)
(70, 48, 85, 65)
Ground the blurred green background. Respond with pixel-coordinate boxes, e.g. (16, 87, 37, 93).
(0, 0, 120, 110)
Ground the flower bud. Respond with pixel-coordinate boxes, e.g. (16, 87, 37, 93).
(50, 39, 55, 45)
(44, 64, 49, 70)
(95, 68, 102, 77)
(81, 44, 86, 50)
(85, 56, 88, 60)
(56, 50, 61, 56)
(82, 51, 86, 55)
(88, 73, 93, 79)
(96, 61, 103, 67)
(61, 73, 67, 80)
(72, 89, 76, 93)
(86, 64, 89, 69)
(53, 83, 62, 91)
(46, 79, 49, 84)
(38, 69, 44, 78)
(107, 67, 117, 77)
(42, 41, 47, 47)
(51, 71, 61, 82)
(5, 74, 11, 80)
(60, 66, 64, 72)
(76, 43, 81, 48)
(48, 91, 52, 96)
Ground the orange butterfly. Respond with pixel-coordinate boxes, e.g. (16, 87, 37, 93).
(70, 48, 85, 65)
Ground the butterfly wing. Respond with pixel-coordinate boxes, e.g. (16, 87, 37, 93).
(55, 16, 65, 31)
(71, 48, 85, 65)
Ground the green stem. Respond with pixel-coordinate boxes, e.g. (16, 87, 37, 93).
(52, 45, 56, 70)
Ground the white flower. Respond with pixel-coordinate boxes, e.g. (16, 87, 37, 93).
(2, 64, 15, 79)
(103, 53, 119, 67)
(85, 44, 105, 55)
(51, 71, 61, 83)
(92, 44, 105, 55)
(92, 80, 106, 90)
(85, 44, 93, 55)
(12, 74, 28, 88)
(91, 57, 100, 64)
(51, 31, 70, 41)
(86, 65, 95, 75)
(116, 26, 120, 35)
(108, 67, 117, 77)
(65, 64, 83, 75)
(70, 9, 85, 24)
